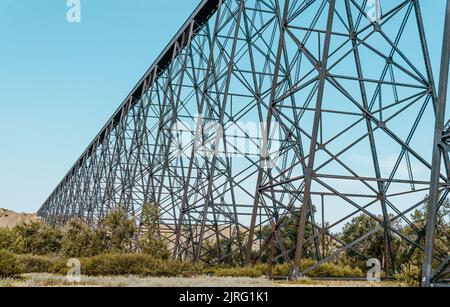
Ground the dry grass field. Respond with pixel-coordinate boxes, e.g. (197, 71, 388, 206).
(0, 274, 406, 287)
(0, 274, 274, 287)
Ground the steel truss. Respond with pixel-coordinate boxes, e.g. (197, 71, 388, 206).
(38, 0, 449, 283)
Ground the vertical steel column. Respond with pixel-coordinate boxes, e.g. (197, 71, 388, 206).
(293, 0, 336, 277)
(195, 0, 244, 263)
(345, 0, 397, 275)
(245, 0, 289, 266)
(422, 0, 450, 288)
(174, 1, 223, 259)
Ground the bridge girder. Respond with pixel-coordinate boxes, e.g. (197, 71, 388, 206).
(38, 0, 449, 283)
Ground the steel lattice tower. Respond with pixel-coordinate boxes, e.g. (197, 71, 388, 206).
(38, 0, 449, 286)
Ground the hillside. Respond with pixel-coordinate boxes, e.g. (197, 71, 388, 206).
(0, 208, 40, 228)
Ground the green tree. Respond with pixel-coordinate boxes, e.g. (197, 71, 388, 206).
(203, 236, 245, 266)
(139, 203, 170, 259)
(13, 221, 62, 255)
(0, 250, 19, 279)
(400, 197, 450, 265)
(61, 219, 92, 257)
(341, 214, 384, 260)
(102, 207, 137, 253)
(89, 227, 109, 256)
(0, 228, 15, 251)
(340, 214, 404, 272)
(431, 198, 450, 257)
(256, 210, 317, 263)
(61, 219, 110, 257)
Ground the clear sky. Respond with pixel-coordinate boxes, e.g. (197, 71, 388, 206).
(0, 0, 200, 213)
(0, 0, 447, 214)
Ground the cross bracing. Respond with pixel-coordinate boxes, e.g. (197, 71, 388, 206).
(38, 0, 450, 285)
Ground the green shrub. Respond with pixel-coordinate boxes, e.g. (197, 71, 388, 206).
(61, 219, 94, 257)
(14, 253, 202, 278)
(207, 266, 266, 278)
(10, 251, 363, 280)
(13, 222, 62, 255)
(102, 209, 137, 253)
(88, 228, 109, 256)
(270, 259, 315, 277)
(0, 250, 20, 279)
(395, 264, 421, 287)
(306, 262, 363, 278)
(16, 255, 67, 275)
(271, 263, 290, 277)
(269, 260, 363, 278)
(139, 204, 171, 260)
(80, 253, 202, 277)
(0, 228, 15, 251)
(204, 261, 362, 279)
(204, 261, 364, 280)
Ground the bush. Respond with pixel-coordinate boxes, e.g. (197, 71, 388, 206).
(80, 254, 202, 277)
(139, 204, 171, 260)
(0, 250, 20, 279)
(271, 263, 290, 277)
(16, 255, 67, 275)
(0, 228, 15, 251)
(307, 262, 363, 278)
(14, 253, 202, 278)
(203, 260, 364, 279)
(395, 264, 421, 287)
(61, 219, 93, 257)
(13, 222, 62, 255)
(207, 265, 266, 278)
(11, 252, 365, 280)
(269, 260, 363, 278)
(60, 219, 109, 257)
(102, 209, 137, 253)
(88, 228, 109, 256)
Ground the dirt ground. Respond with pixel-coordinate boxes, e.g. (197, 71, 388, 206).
(0, 209, 40, 228)
(0, 274, 407, 287)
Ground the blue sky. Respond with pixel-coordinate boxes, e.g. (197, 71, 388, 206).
(0, 0, 447, 214)
(0, 0, 200, 213)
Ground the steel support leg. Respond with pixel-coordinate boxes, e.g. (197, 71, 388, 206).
(422, 0, 450, 288)
(293, 0, 336, 277)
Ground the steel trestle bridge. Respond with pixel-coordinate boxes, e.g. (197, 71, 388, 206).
(38, 0, 450, 287)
